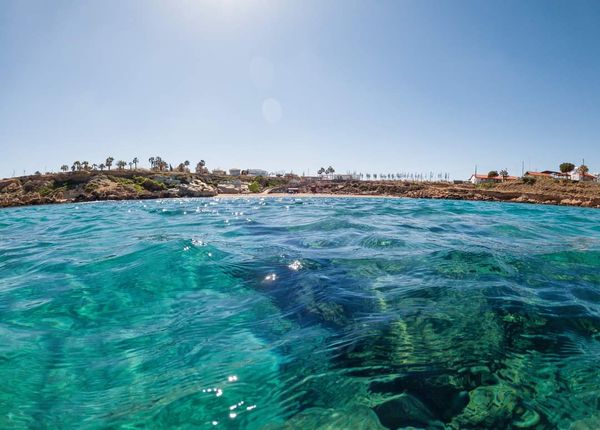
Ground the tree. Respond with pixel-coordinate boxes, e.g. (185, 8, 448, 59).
(560, 162, 575, 173)
(73, 161, 81, 171)
(148, 157, 155, 169)
(60, 165, 69, 172)
(184, 160, 190, 168)
(82, 161, 89, 171)
(132, 157, 139, 169)
(577, 164, 589, 174)
(317, 167, 325, 175)
(326, 166, 335, 175)
(195, 160, 207, 174)
(116, 160, 127, 170)
(92, 164, 98, 170)
(128, 162, 133, 170)
(106, 157, 114, 170)
(99, 163, 106, 171)
(499, 169, 509, 180)
(487, 170, 499, 178)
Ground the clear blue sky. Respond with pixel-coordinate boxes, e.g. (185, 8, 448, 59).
(1, 0, 599, 179)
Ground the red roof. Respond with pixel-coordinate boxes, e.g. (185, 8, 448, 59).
(524, 171, 551, 177)
(470, 174, 518, 180)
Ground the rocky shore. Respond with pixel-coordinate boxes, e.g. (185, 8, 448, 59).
(1, 171, 600, 209)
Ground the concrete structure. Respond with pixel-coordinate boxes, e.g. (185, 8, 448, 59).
(212, 169, 226, 175)
(229, 168, 241, 176)
(246, 169, 269, 177)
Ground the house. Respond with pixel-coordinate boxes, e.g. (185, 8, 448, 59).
(570, 171, 597, 182)
(470, 174, 495, 184)
(524, 171, 552, 179)
(229, 168, 241, 176)
(469, 174, 518, 185)
(540, 170, 571, 180)
(212, 169, 226, 175)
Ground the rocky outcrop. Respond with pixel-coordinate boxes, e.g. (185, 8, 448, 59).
(0, 172, 220, 208)
(217, 183, 241, 194)
(178, 180, 217, 197)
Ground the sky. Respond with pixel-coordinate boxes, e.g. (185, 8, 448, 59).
(1, 0, 600, 179)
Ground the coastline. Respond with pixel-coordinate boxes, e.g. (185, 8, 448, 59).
(2, 171, 600, 209)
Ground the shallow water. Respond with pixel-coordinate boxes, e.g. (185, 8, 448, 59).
(1, 197, 599, 429)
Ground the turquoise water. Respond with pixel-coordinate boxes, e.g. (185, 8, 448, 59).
(1, 197, 600, 429)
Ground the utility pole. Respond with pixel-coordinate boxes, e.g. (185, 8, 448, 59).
(521, 161, 524, 177)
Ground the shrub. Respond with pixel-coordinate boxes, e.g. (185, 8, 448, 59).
(133, 176, 166, 191)
(248, 181, 261, 193)
(522, 176, 536, 185)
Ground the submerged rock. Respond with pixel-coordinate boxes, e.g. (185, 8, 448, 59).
(265, 406, 386, 430)
(570, 415, 600, 430)
(450, 384, 518, 429)
(373, 393, 440, 429)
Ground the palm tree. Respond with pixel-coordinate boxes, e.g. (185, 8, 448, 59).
(195, 160, 207, 174)
(577, 164, 589, 175)
(128, 162, 133, 170)
(184, 160, 190, 168)
(73, 161, 81, 171)
(317, 167, 325, 176)
(132, 157, 139, 169)
(60, 165, 69, 172)
(153, 156, 166, 171)
(82, 161, 89, 171)
(99, 163, 106, 171)
(106, 157, 114, 170)
(499, 169, 509, 181)
(148, 157, 155, 170)
(92, 163, 98, 170)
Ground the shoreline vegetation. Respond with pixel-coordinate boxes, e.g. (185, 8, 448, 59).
(2, 170, 600, 209)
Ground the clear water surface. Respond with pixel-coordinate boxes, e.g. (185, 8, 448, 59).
(1, 197, 599, 429)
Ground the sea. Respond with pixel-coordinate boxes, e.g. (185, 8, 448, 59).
(1, 197, 599, 429)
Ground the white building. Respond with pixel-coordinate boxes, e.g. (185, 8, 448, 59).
(229, 168, 241, 176)
(570, 171, 597, 182)
(246, 169, 269, 177)
(469, 174, 518, 184)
